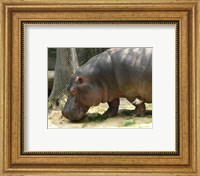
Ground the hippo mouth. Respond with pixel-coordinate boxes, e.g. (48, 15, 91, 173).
(62, 104, 89, 122)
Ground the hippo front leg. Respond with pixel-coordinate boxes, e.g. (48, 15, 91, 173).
(102, 98, 119, 117)
(132, 98, 146, 116)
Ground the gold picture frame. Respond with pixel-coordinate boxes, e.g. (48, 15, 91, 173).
(0, 0, 199, 175)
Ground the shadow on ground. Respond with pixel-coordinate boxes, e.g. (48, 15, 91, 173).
(82, 109, 152, 123)
(48, 98, 152, 128)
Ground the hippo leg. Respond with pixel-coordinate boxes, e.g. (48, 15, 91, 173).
(102, 98, 119, 117)
(132, 99, 146, 116)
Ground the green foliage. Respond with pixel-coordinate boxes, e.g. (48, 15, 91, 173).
(121, 110, 133, 116)
(84, 113, 108, 123)
(77, 48, 109, 65)
(48, 100, 53, 109)
(145, 120, 152, 124)
(82, 123, 88, 128)
(48, 48, 56, 57)
(123, 121, 136, 127)
(48, 48, 57, 70)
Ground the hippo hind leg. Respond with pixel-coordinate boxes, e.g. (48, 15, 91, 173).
(132, 98, 146, 116)
(102, 98, 119, 117)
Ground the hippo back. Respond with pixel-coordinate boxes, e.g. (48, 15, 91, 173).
(107, 48, 152, 103)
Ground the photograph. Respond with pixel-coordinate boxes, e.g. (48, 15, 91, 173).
(48, 48, 152, 128)
(1, 0, 199, 174)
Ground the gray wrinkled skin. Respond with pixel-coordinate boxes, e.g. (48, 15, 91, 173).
(62, 48, 152, 121)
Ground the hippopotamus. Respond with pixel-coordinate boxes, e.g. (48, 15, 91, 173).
(62, 48, 152, 121)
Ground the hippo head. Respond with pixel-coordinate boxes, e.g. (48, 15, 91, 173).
(62, 74, 102, 121)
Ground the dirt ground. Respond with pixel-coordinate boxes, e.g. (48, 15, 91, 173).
(48, 98, 152, 128)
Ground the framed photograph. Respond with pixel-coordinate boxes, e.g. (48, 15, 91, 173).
(0, 0, 199, 175)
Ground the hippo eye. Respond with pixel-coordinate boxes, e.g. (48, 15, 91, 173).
(75, 76, 83, 84)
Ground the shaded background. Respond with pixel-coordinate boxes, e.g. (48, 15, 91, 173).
(48, 48, 108, 109)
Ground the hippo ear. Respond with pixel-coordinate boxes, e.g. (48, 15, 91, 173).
(75, 76, 83, 84)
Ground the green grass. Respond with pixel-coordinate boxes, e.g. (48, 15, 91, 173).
(123, 121, 136, 127)
(120, 110, 133, 116)
(84, 113, 108, 123)
(82, 123, 88, 128)
(145, 120, 152, 124)
(48, 101, 53, 109)
(125, 116, 133, 120)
